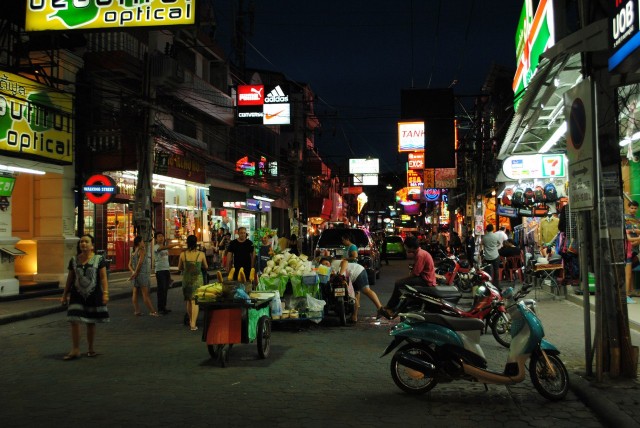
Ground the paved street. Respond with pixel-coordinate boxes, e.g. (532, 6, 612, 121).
(1, 260, 633, 427)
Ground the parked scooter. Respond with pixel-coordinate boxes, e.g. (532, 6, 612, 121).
(434, 249, 476, 292)
(391, 271, 510, 346)
(320, 274, 356, 326)
(381, 286, 569, 401)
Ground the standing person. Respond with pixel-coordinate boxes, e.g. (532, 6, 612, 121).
(465, 230, 476, 265)
(220, 231, 231, 269)
(178, 234, 208, 331)
(625, 200, 640, 303)
(60, 234, 110, 360)
(482, 224, 502, 291)
(154, 232, 178, 315)
(129, 236, 159, 317)
(379, 236, 436, 319)
(288, 234, 300, 256)
(226, 226, 255, 281)
(342, 233, 358, 262)
(258, 234, 274, 276)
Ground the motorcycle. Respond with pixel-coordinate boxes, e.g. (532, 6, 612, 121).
(320, 273, 356, 326)
(381, 286, 569, 401)
(391, 270, 514, 347)
(434, 250, 476, 292)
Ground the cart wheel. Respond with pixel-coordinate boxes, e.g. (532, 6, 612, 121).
(337, 296, 346, 326)
(257, 316, 272, 359)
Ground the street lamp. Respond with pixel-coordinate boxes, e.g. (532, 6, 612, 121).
(386, 184, 393, 190)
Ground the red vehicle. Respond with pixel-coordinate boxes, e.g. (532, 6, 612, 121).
(392, 270, 514, 348)
(435, 252, 475, 292)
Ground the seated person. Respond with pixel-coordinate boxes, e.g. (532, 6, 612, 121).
(499, 239, 521, 258)
(379, 236, 436, 319)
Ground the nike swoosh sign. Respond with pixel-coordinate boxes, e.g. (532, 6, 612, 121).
(265, 110, 284, 120)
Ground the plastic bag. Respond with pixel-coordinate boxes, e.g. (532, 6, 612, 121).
(234, 287, 251, 302)
(305, 293, 326, 312)
(269, 290, 282, 316)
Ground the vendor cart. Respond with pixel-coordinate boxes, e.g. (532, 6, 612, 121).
(197, 294, 273, 367)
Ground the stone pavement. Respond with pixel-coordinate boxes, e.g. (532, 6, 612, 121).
(1, 267, 639, 427)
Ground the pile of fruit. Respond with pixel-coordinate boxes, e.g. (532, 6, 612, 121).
(261, 252, 314, 278)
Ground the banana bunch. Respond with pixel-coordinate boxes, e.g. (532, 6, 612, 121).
(196, 283, 223, 301)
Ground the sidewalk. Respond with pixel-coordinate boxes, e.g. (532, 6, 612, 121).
(1, 275, 639, 427)
(0, 271, 178, 324)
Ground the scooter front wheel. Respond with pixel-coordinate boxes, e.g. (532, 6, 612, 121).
(529, 352, 569, 401)
(491, 312, 512, 348)
(390, 343, 438, 395)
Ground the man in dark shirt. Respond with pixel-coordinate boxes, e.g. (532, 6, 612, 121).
(226, 227, 255, 281)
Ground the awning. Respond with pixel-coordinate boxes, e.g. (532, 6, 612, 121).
(499, 19, 608, 160)
(0, 246, 26, 256)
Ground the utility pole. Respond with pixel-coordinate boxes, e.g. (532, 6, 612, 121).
(134, 45, 154, 245)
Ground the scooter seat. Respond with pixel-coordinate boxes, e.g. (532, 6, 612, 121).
(417, 312, 485, 331)
(414, 285, 462, 300)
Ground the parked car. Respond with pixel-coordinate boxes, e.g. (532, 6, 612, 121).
(314, 228, 382, 285)
(385, 235, 407, 259)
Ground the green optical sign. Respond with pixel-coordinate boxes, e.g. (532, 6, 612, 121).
(25, 0, 195, 31)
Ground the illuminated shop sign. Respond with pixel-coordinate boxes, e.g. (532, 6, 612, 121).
(408, 152, 424, 170)
(407, 169, 423, 187)
(513, 0, 555, 110)
(246, 198, 271, 212)
(609, 0, 640, 70)
(235, 156, 268, 176)
(397, 121, 425, 152)
(84, 174, 116, 205)
(0, 176, 16, 197)
(25, 0, 195, 31)
(502, 154, 566, 179)
(349, 158, 379, 174)
(236, 84, 291, 125)
(0, 72, 73, 164)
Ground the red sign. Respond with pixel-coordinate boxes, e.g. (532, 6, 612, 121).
(342, 186, 363, 195)
(84, 174, 116, 205)
(408, 152, 424, 170)
(237, 85, 264, 106)
(407, 169, 423, 187)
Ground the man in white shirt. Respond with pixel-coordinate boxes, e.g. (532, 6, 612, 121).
(482, 224, 502, 291)
(496, 226, 508, 248)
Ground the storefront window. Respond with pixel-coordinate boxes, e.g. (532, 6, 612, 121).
(107, 202, 134, 271)
(237, 211, 256, 240)
(78, 199, 96, 237)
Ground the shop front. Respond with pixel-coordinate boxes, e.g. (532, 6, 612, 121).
(0, 70, 77, 296)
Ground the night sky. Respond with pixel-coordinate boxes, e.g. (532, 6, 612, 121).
(213, 1, 524, 174)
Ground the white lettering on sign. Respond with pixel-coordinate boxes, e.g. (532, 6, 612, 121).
(612, 0, 636, 48)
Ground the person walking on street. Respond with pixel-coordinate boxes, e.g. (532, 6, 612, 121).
(482, 224, 502, 291)
(379, 236, 436, 319)
(226, 227, 255, 281)
(178, 234, 208, 331)
(154, 232, 178, 315)
(129, 236, 159, 317)
(60, 234, 110, 360)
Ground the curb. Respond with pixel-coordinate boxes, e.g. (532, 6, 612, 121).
(569, 374, 640, 428)
(566, 292, 640, 334)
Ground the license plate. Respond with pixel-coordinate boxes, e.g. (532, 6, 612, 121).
(334, 288, 345, 297)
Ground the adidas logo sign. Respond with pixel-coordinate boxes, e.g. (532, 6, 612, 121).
(264, 85, 289, 103)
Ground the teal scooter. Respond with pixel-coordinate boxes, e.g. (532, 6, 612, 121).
(381, 287, 569, 401)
